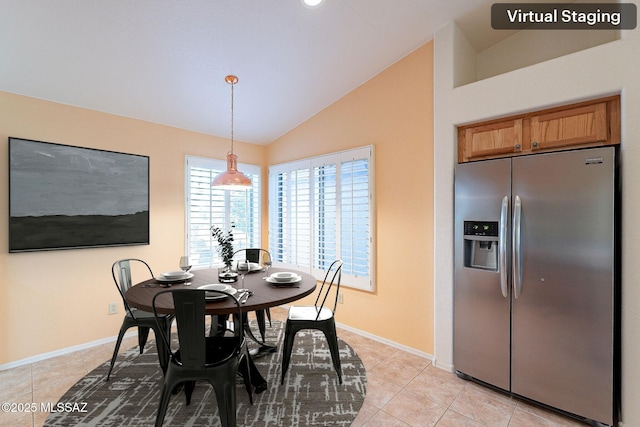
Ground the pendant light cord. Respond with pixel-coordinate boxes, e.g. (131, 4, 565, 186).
(230, 79, 235, 154)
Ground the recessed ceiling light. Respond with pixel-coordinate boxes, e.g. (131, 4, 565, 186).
(301, 0, 324, 8)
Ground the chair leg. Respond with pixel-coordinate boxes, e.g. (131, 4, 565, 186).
(255, 310, 267, 342)
(153, 320, 171, 374)
(154, 373, 175, 427)
(184, 381, 196, 405)
(138, 326, 151, 353)
(211, 371, 237, 427)
(165, 316, 174, 340)
(106, 324, 128, 381)
(280, 322, 297, 384)
(323, 322, 343, 384)
(238, 353, 254, 404)
(207, 315, 221, 336)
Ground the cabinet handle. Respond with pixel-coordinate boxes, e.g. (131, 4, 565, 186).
(532, 141, 539, 149)
(514, 144, 521, 151)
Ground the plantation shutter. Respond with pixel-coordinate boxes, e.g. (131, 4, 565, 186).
(268, 162, 311, 270)
(269, 146, 374, 291)
(313, 161, 337, 272)
(340, 156, 370, 284)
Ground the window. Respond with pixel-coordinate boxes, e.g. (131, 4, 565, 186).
(185, 156, 261, 269)
(269, 146, 374, 291)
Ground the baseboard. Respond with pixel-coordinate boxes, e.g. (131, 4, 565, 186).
(335, 320, 435, 362)
(277, 302, 436, 364)
(3, 312, 438, 373)
(431, 357, 455, 373)
(0, 331, 137, 371)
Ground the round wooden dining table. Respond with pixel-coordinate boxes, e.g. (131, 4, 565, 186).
(126, 267, 317, 315)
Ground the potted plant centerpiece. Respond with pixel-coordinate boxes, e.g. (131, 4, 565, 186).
(211, 226, 238, 283)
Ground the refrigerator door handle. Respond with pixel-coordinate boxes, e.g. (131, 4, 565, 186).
(512, 195, 523, 299)
(499, 196, 509, 298)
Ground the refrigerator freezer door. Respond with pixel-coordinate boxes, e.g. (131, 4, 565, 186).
(454, 158, 511, 391)
(511, 147, 615, 425)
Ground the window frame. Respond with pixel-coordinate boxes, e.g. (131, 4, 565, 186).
(185, 155, 261, 270)
(268, 146, 375, 291)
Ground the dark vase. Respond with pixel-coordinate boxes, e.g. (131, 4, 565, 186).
(218, 265, 238, 283)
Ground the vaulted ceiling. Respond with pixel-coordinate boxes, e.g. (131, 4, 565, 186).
(2, 0, 522, 144)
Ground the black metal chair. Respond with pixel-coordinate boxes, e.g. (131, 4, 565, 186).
(152, 288, 253, 427)
(106, 259, 173, 381)
(233, 248, 273, 342)
(280, 259, 344, 384)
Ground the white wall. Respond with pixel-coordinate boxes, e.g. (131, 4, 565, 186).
(434, 22, 640, 425)
(477, 29, 617, 81)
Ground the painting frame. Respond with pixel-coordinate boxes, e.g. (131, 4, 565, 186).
(8, 137, 150, 252)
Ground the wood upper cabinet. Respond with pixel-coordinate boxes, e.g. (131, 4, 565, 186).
(458, 96, 620, 163)
(460, 119, 523, 162)
(530, 102, 607, 151)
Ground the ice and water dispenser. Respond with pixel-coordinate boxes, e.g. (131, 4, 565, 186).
(463, 221, 499, 271)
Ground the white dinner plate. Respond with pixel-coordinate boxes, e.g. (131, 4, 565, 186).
(197, 284, 238, 300)
(265, 275, 302, 285)
(156, 272, 194, 282)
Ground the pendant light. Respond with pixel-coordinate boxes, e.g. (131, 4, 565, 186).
(212, 75, 252, 190)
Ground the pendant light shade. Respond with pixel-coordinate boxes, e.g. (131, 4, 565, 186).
(212, 75, 252, 190)
(211, 152, 252, 189)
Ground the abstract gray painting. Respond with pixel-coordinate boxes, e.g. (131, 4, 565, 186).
(8, 137, 149, 252)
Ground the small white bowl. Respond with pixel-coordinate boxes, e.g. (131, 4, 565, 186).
(162, 270, 186, 279)
(271, 272, 296, 282)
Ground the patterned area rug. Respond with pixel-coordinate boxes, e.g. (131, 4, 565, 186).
(45, 320, 366, 426)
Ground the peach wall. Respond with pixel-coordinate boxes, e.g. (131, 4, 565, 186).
(0, 91, 265, 364)
(1, 40, 434, 365)
(268, 43, 435, 354)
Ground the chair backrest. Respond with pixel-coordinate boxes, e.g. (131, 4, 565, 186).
(233, 248, 271, 265)
(112, 258, 154, 316)
(152, 289, 243, 369)
(314, 259, 344, 320)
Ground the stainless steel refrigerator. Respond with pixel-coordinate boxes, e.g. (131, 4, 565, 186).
(454, 146, 619, 426)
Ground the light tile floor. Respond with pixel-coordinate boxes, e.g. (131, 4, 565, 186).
(1, 307, 586, 427)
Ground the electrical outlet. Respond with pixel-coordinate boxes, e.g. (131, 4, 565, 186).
(337, 293, 344, 304)
(108, 302, 118, 315)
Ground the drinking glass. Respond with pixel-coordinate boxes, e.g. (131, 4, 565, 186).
(263, 255, 272, 278)
(236, 259, 250, 292)
(179, 256, 192, 286)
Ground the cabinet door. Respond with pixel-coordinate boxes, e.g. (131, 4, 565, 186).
(530, 102, 607, 151)
(459, 119, 522, 162)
